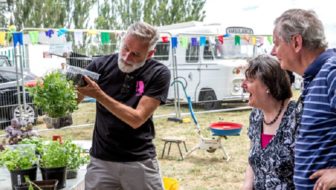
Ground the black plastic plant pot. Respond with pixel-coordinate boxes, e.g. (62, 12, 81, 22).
(10, 166, 37, 190)
(13, 184, 29, 190)
(40, 166, 66, 189)
(66, 169, 78, 179)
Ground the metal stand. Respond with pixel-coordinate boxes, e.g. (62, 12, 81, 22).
(184, 136, 230, 161)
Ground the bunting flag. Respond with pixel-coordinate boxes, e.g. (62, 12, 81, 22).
(29, 31, 39, 44)
(0, 32, 6, 46)
(243, 35, 250, 43)
(8, 25, 16, 32)
(217, 35, 223, 44)
(199, 36, 206, 46)
(179, 36, 188, 48)
(0, 27, 274, 49)
(234, 35, 241, 45)
(161, 36, 169, 43)
(74, 31, 83, 46)
(6, 25, 16, 42)
(191, 37, 198, 46)
(223, 33, 230, 38)
(267, 35, 273, 45)
(259, 36, 264, 45)
(101, 32, 110, 45)
(171, 37, 178, 48)
(45, 29, 54, 38)
(57, 28, 68, 37)
(87, 29, 98, 36)
(13, 32, 23, 47)
(251, 36, 257, 45)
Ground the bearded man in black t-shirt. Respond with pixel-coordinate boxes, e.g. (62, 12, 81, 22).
(77, 22, 171, 190)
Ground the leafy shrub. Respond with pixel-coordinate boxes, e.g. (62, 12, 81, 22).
(63, 140, 89, 170)
(28, 71, 78, 118)
(0, 144, 37, 171)
(39, 141, 68, 168)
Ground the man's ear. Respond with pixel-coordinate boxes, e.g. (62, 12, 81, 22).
(146, 49, 156, 59)
(292, 34, 303, 53)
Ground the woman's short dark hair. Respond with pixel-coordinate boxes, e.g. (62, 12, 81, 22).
(245, 54, 292, 101)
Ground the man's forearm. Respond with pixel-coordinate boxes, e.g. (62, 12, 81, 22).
(96, 91, 160, 129)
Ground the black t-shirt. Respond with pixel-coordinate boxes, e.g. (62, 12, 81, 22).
(86, 53, 171, 162)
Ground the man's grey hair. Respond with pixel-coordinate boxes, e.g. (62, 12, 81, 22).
(274, 9, 328, 50)
(125, 21, 159, 51)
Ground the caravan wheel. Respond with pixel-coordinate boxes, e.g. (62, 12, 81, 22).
(199, 90, 221, 110)
(11, 104, 37, 125)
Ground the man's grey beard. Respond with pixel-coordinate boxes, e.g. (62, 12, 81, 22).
(118, 52, 146, 73)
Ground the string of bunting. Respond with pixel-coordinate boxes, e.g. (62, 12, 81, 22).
(169, 34, 273, 48)
(0, 27, 125, 47)
(0, 26, 273, 48)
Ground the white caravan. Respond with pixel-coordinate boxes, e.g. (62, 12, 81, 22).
(154, 22, 259, 109)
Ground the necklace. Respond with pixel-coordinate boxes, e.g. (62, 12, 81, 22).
(263, 100, 284, 126)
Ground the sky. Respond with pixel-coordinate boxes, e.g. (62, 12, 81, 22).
(203, 0, 336, 47)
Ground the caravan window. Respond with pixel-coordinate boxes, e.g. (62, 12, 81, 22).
(186, 43, 199, 62)
(203, 40, 214, 60)
(153, 42, 169, 61)
(215, 38, 255, 59)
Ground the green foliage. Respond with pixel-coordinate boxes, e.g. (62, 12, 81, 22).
(0, 2, 10, 27)
(39, 141, 68, 168)
(0, 0, 95, 29)
(0, 144, 37, 171)
(19, 137, 44, 155)
(28, 71, 78, 118)
(94, 0, 120, 30)
(95, 0, 207, 29)
(71, 0, 96, 29)
(1, 0, 206, 32)
(148, 0, 206, 26)
(63, 140, 89, 170)
(13, 0, 69, 29)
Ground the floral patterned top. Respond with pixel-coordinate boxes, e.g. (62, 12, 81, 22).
(248, 101, 297, 190)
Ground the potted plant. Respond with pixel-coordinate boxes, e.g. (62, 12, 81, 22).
(0, 144, 38, 190)
(28, 71, 78, 129)
(39, 141, 68, 189)
(5, 118, 39, 145)
(63, 140, 89, 179)
(18, 137, 44, 155)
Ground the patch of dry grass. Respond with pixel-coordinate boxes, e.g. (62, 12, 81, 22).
(0, 89, 301, 190)
(155, 109, 250, 190)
